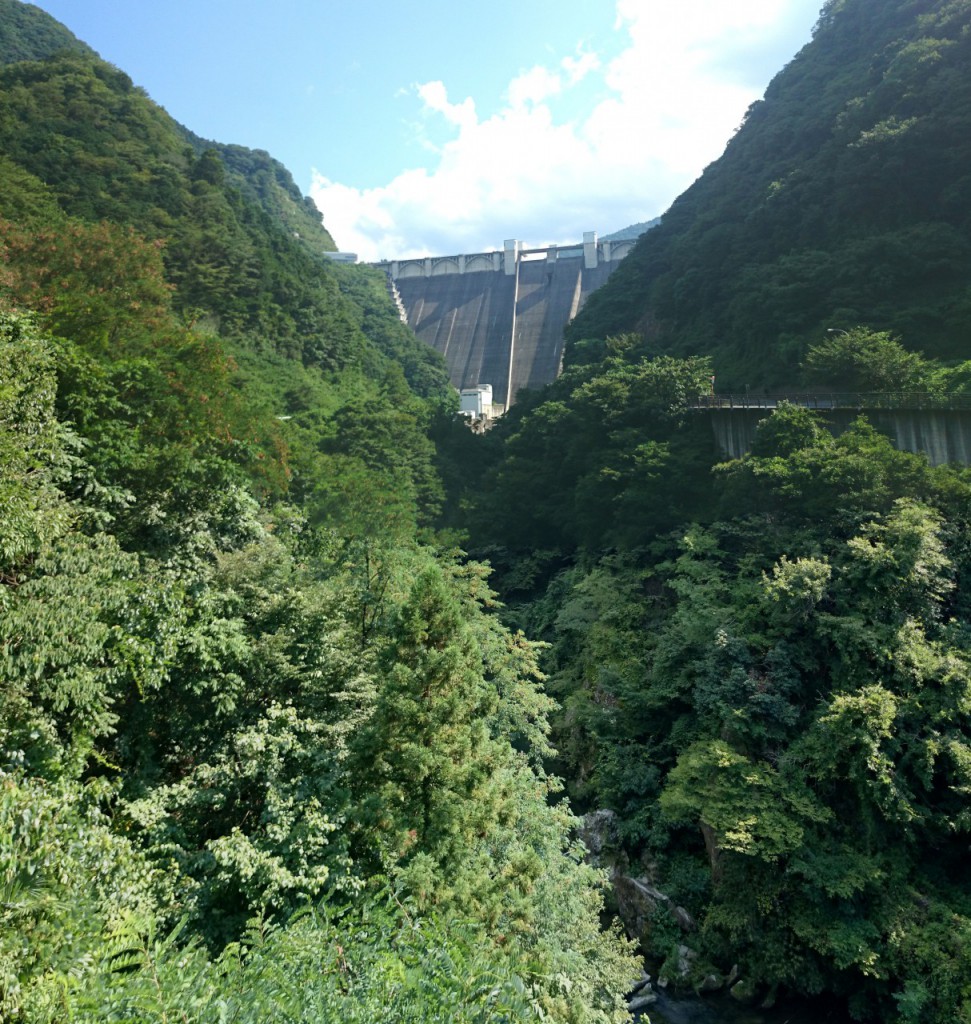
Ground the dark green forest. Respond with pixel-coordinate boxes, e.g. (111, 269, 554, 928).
(570, 0, 971, 388)
(4, 0, 971, 1022)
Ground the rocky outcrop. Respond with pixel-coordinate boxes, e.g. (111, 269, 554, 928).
(628, 991, 658, 1014)
(729, 977, 758, 1003)
(626, 970, 657, 1013)
(582, 809, 754, 998)
(580, 809, 696, 948)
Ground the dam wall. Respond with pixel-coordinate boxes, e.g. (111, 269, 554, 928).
(707, 403, 971, 466)
(395, 270, 518, 407)
(374, 233, 632, 409)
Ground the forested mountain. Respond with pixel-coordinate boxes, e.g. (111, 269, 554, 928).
(0, 0, 93, 62)
(440, 2, 971, 1022)
(0, 1, 335, 257)
(0, 2, 637, 1020)
(602, 219, 660, 242)
(7, 0, 971, 1020)
(570, 0, 971, 387)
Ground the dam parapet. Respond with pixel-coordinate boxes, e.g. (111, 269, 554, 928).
(373, 232, 635, 282)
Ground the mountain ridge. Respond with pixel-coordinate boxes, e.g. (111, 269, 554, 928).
(0, 0, 336, 256)
(568, 0, 971, 386)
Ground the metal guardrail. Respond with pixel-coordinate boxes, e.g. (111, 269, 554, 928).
(690, 393, 971, 411)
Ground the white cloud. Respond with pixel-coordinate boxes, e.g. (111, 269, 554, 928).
(415, 80, 476, 128)
(508, 65, 563, 108)
(312, 1, 818, 261)
(561, 49, 600, 86)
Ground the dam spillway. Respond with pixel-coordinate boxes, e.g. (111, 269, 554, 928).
(374, 233, 632, 410)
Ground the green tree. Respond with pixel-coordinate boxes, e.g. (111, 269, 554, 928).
(350, 562, 507, 877)
(349, 556, 637, 1022)
(801, 327, 931, 391)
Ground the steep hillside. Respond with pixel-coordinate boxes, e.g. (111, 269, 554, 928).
(0, 0, 336, 256)
(569, 0, 971, 386)
(0, 3, 639, 1022)
(440, 3, 971, 1019)
(0, 2, 453, 526)
(0, 51, 350, 344)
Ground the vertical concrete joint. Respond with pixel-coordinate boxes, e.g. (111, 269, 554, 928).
(507, 250, 520, 406)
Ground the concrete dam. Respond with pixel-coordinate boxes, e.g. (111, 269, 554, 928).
(373, 233, 635, 411)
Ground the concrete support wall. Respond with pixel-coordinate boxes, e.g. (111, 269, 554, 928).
(506, 256, 583, 406)
(377, 234, 634, 409)
(395, 271, 518, 406)
(709, 407, 971, 466)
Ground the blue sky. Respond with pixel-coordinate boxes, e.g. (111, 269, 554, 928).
(32, 0, 822, 259)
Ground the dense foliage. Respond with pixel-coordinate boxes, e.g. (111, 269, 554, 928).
(442, 7, 971, 1014)
(452, 327, 971, 1021)
(0, 0, 93, 63)
(569, 0, 971, 386)
(0, 2, 637, 1020)
(0, 307, 634, 1020)
(7, 0, 971, 1020)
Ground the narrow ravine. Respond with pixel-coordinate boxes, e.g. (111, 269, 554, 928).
(634, 988, 856, 1024)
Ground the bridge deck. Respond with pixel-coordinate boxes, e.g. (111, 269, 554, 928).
(696, 393, 971, 466)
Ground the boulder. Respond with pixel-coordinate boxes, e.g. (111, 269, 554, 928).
(579, 809, 620, 863)
(730, 977, 757, 1004)
(671, 904, 696, 931)
(611, 873, 663, 942)
(626, 971, 652, 996)
(628, 993, 658, 1013)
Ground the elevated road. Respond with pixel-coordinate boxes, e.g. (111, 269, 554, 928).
(691, 392, 971, 411)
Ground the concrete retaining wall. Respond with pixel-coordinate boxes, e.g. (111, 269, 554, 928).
(709, 407, 971, 466)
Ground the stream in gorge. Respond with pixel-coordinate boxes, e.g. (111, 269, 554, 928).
(632, 985, 856, 1024)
